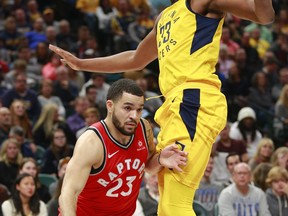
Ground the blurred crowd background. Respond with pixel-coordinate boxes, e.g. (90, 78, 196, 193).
(0, 0, 288, 215)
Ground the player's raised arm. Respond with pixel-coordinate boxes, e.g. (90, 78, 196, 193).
(210, 0, 274, 24)
(49, 24, 158, 73)
(59, 131, 103, 216)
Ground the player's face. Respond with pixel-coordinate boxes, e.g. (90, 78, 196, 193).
(111, 92, 144, 136)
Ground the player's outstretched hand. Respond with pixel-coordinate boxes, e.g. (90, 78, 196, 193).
(49, 44, 80, 71)
(159, 144, 188, 172)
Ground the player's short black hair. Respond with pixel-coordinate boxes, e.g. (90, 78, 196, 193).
(107, 78, 144, 101)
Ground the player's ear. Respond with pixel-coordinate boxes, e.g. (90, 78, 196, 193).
(106, 100, 113, 113)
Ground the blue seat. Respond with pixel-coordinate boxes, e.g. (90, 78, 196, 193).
(38, 173, 58, 188)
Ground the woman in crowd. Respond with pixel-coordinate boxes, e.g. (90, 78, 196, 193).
(0, 138, 23, 190)
(19, 158, 51, 203)
(40, 128, 74, 176)
(10, 99, 33, 140)
(249, 137, 275, 171)
(1, 173, 47, 216)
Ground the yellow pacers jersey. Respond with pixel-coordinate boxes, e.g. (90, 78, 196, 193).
(156, 0, 224, 95)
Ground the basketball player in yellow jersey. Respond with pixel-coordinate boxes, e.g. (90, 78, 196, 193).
(49, 0, 274, 215)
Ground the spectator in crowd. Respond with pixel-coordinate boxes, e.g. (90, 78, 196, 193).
(222, 152, 241, 188)
(56, 19, 76, 51)
(32, 103, 75, 148)
(249, 27, 271, 59)
(220, 26, 240, 58)
(273, 84, 288, 146)
(1, 72, 41, 124)
(24, 17, 46, 50)
(26, 0, 42, 23)
(229, 107, 263, 159)
(251, 162, 273, 192)
(272, 67, 288, 101)
(247, 71, 275, 134)
(270, 147, 288, 170)
(95, 0, 117, 54)
(9, 99, 33, 140)
(248, 138, 274, 171)
(9, 126, 36, 158)
(42, 7, 59, 32)
(137, 173, 159, 216)
(79, 73, 110, 114)
(52, 65, 79, 117)
(218, 162, 271, 216)
(67, 67, 85, 92)
(66, 96, 90, 134)
(34, 42, 50, 66)
(48, 156, 70, 197)
(211, 121, 247, 186)
(0, 183, 10, 216)
(84, 84, 98, 108)
(0, 107, 12, 146)
(37, 79, 66, 119)
(194, 154, 223, 216)
(0, 138, 23, 190)
(14, 8, 32, 35)
(41, 52, 63, 81)
(40, 128, 74, 176)
(1, 173, 47, 216)
(19, 157, 51, 203)
(265, 166, 288, 216)
(4, 59, 27, 89)
(46, 175, 64, 216)
(76, 107, 101, 138)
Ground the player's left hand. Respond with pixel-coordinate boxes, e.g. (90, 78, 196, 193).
(159, 144, 188, 172)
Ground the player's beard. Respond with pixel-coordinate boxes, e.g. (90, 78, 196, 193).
(112, 113, 136, 136)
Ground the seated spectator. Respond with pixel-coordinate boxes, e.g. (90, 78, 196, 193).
(0, 108, 12, 146)
(218, 163, 271, 216)
(265, 166, 288, 216)
(1, 72, 41, 124)
(52, 66, 79, 117)
(270, 147, 288, 170)
(248, 138, 274, 171)
(0, 138, 23, 190)
(76, 107, 101, 138)
(137, 173, 159, 216)
(40, 128, 74, 176)
(32, 103, 76, 148)
(194, 154, 223, 215)
(9, 126, 36, 158)
(37, 79, 66, 119)
(41, 53, 63, 81)
(9, 99, 33, 140)
(251, 162, 273, 192)
(0, 184, 10, 216)
(24, 17, 46, 50)
(19, 158, 51, 203)
(66, 96, 90, 134)
(48, 156, 70, 197)
(229, 107, 263, 159)
(1, 173, 47, 216)
(273, 84, 288, 146)
(47, 176, 64, 216)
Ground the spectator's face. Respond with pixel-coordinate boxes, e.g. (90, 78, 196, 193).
(233, 164, 251, 187)
(20, 161, 37, 178)
(16, 176, 36, 198)
(271, 178, 287, 196)
(227, 155, 240, 174)
(53, 131, 66, 148)
(41, 82, 53, 96)
(75, 99, 90, 114)
(85, 113, 99, 126)
(92, 76, 105, 88)
(109, 92, 144, 136)
(146, 174, 159, 195)
(14, 75, 27, 93)
(277, 152, 288, 169)
(6, 142, 19, 161)
(86, 88, 97, 102)
(12, 101, 26, 117)
(204, 157, 214, 178)
(0, 108, 11, 127)
(259, 143, 274, 158)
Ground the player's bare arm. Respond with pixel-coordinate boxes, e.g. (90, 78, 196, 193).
(49, 25, 158, 73)
(142, 119, 188, 174)
(59, 130, 103, 216)
(207, 0, 274, 24)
